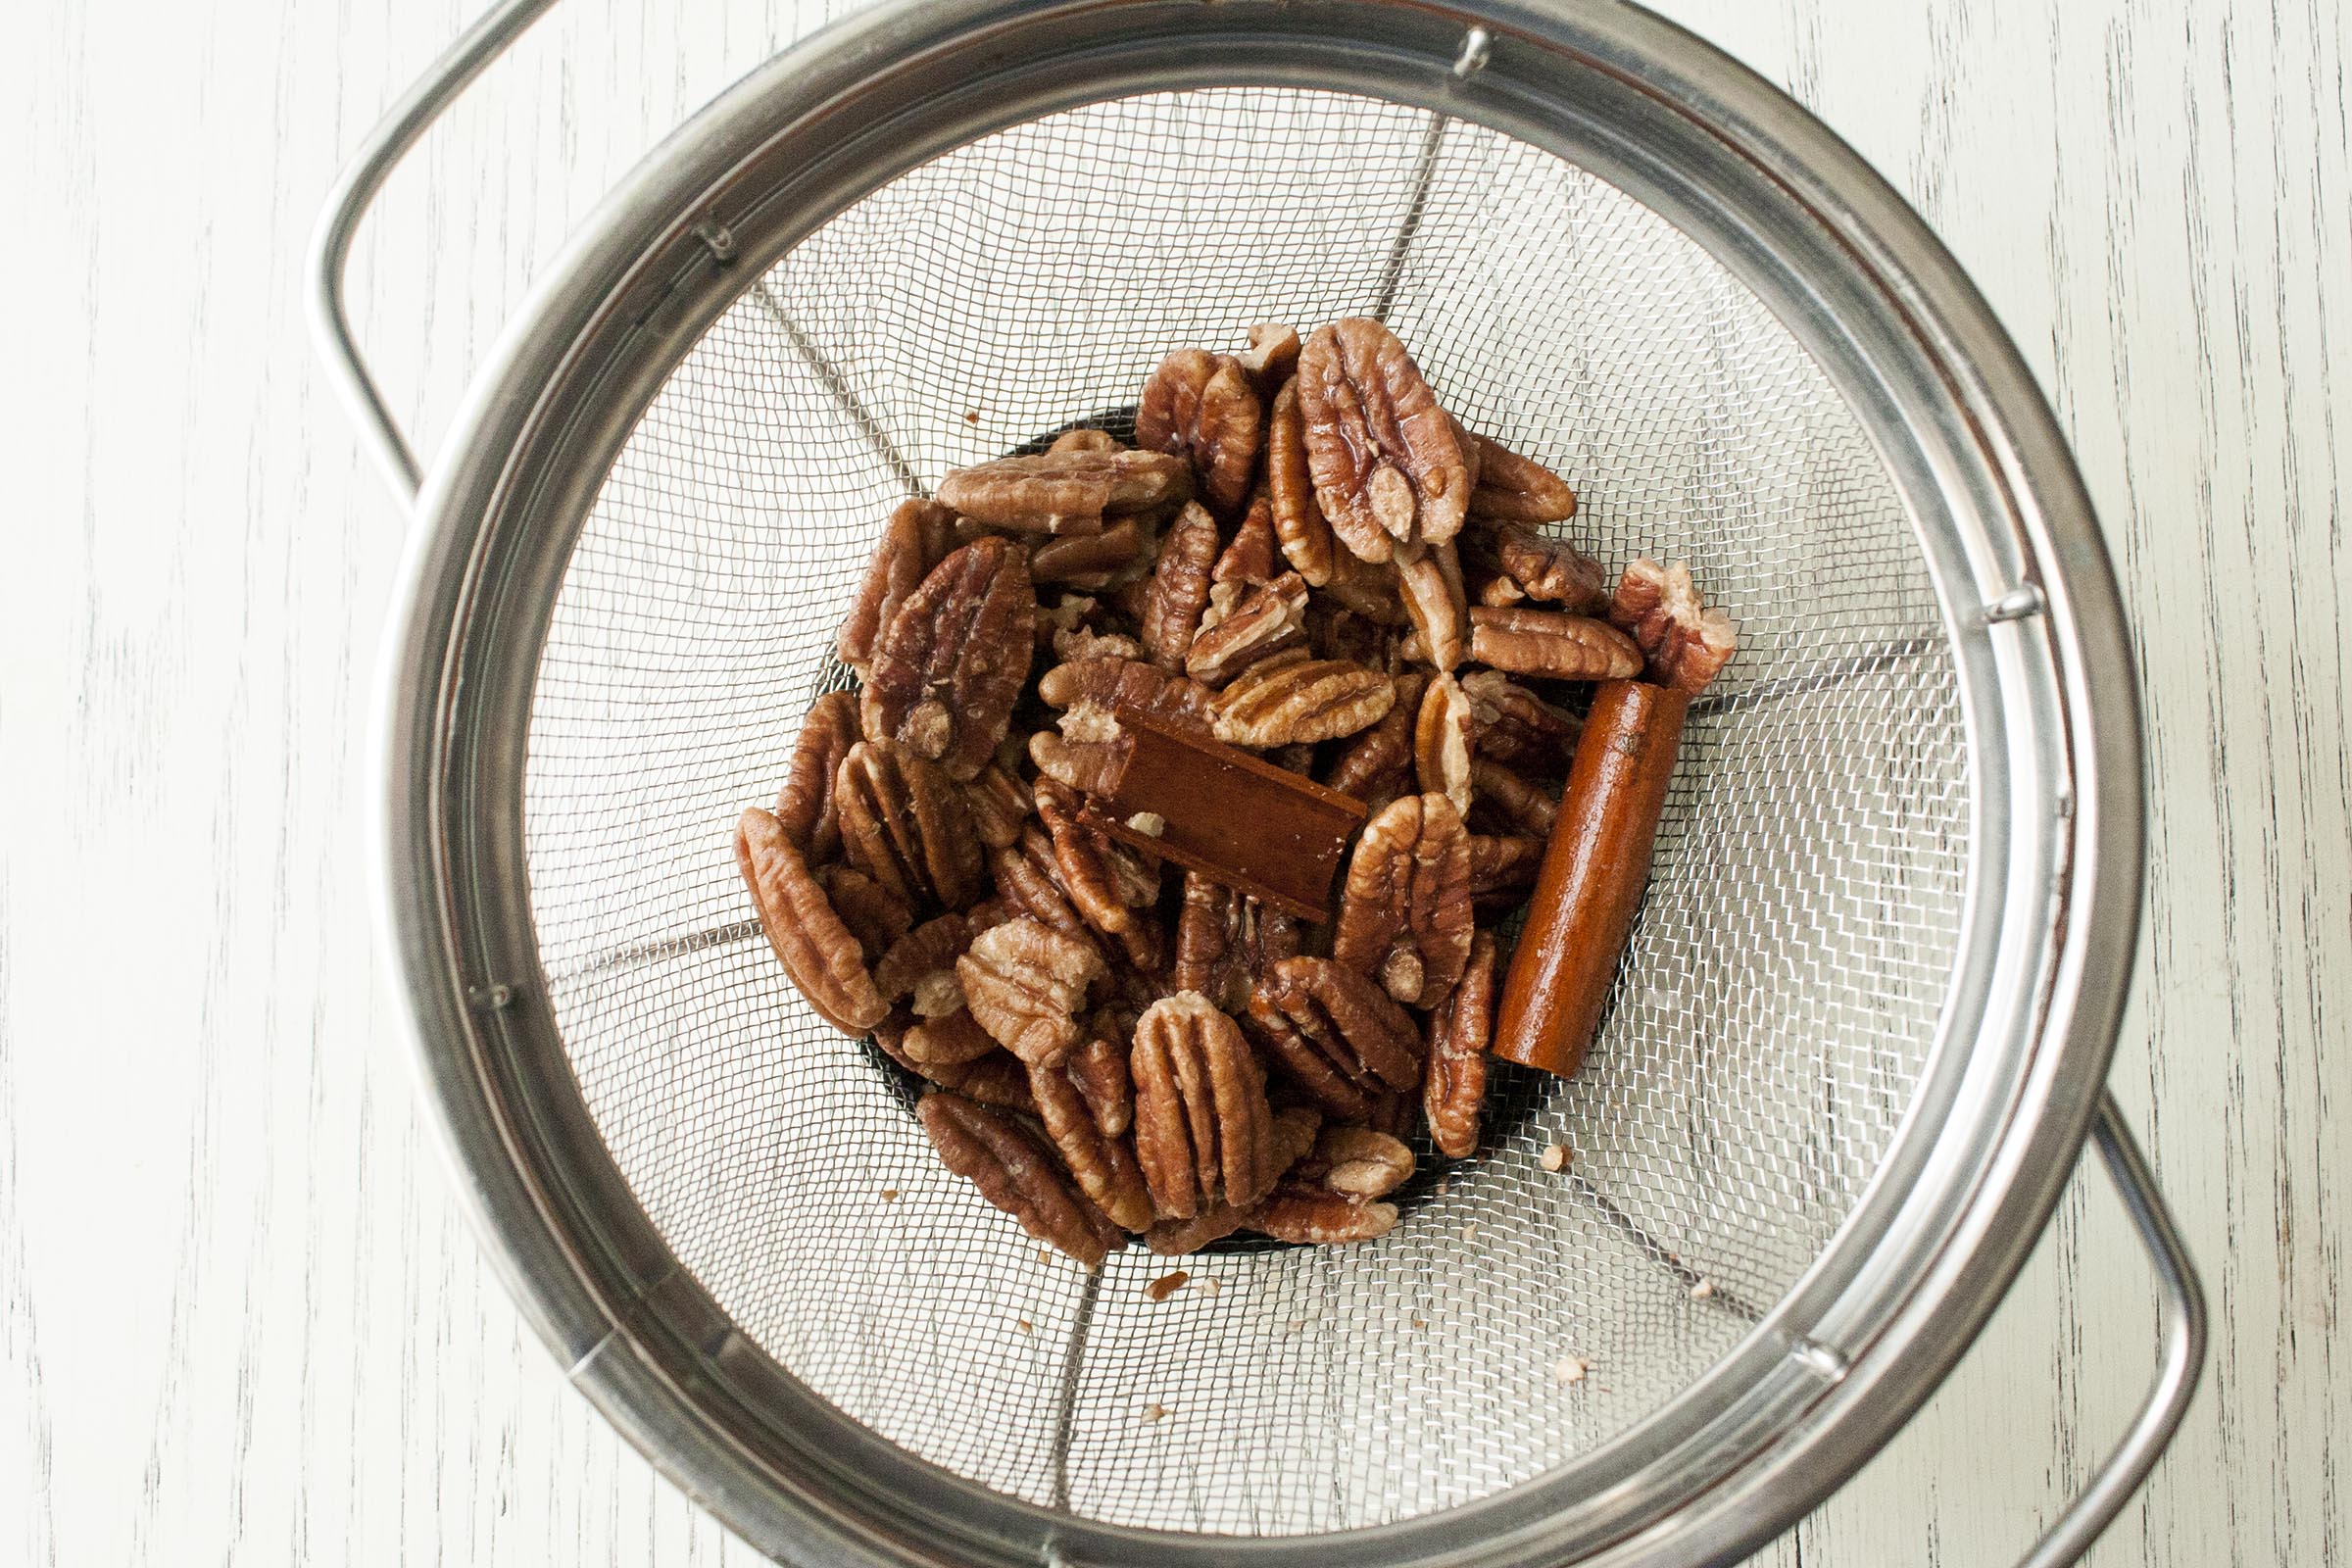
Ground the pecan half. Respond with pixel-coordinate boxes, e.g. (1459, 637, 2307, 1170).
(1396, 540, 1467, 671)
(1030, 1055, 1155, 1233)
(936, 449, 1190, 535)
(837, 500, 957, 675)
(1321, 546, 1409, 625)
(917, 1092, 1125, 1265)
(1131, 993, 1280, 1220)
(1170, 872, 1303, 1013)
(1264, 376, 1337, 588)
(963, 762, 1033, 850)
(1323, 671, 1428, 815)
(1067, 1023, 1135, 1139)
(1211, 485, 1282, 587)
(1470, 759, 1558, 838)
(1423, 929, 1496, 1158)
(1465, 605, 1642, 682)
(1030, 515, 1153, 586)
(1466, 834, 1544, 901)
(956, 915, 1105, 1067)
(1250, 1189, 1397, 1246)
(1246, 956, 1424, 1120)
(773, 690, 858, 863)
(1146, 1201, 1250, 1256)
(1236, 322, 1301, 398)
(814, 864, 914, 961)
(1034, 777, 1162, 966)
(1467, 521, 1606, 612)
(862, 538, 1035, 780)
(1187, 570, 1309, 687)
(1308, 600, 1403, 671)
(1459, 669, 1581, 769)
(1047, 426, 1119, 454)
(735, 808, 887, 1034)
(902, 1006, 999, 1068)
(1212, 655, 1396, 747)
(1332, 793, 1474, 1006)
(1462, 432, 1579, 523)
(873, 913, 972, 1016)
(1139, 501, 1220, 671)
(1137, 350, 1262, 515)
(1305, 1126, 1416, 1199)
(1032, 657, 1217, 792)
(1296, 318, 1469, 563)
(1607, 558, 1738, 694)
(990, 824, 1099, 956)
(1413, 672, 1476, 818)
(835, 739, 983, 908)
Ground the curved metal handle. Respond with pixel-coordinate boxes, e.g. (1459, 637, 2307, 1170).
(307, 0, 564, 504)
(2011, 1092, 2207, 1568)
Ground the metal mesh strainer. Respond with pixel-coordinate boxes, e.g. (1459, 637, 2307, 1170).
(316, 2, 2202, 1565)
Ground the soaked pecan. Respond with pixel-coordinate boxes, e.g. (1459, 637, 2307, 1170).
(1413, 672, 1476, 818)
(1047, 426, 1119, 454)
(936, 448, 1190, 535)
(1608, 558, 1739, 694)
(1396, 541, 1467, 672)
(814, 864, 914, 962)
(861, 537, 1035, 781)
(773, 690, 858, 863)
(1304, 1126, 1416, 1199)
(1131, 993, 1280, 1220)
(1030, 1054, 1154, 1233)
(1462, 431, 1579, 523)
(1034, 777, 1162, 967)
(1465, 605, 1642, 682)
(1264, 377, 1336, 587)
(1467, 521, 1607, 612)
(1466, 834, 1544, 901)
(917, 1092, 1125, 1265)
(1323, 671, 1428, 814)
(902, 1007, 999, 1068)
(957, 915, 1105, 1068)
(1458, 670, 1580, 769)
(1250, 1188, 1397, 1245)
(1333, 793, 1473, 1006)
(1032, 657, 1217, 793)
(1296, 318, 1469, 563)
(835, 739, 983, 909)
(1139, 502, 1220, 671)
(1186, 570, 1309, 687)
(873, 913, 972, 1016)
(1471, 759, 1558, 838)
(1030, 515, 1153, 586)
(1137, 350, 1262, 515)
(735, 808, 887, 1034)
(1423, 929, 1496, 1158)
(1066, 1024, 1135, 1139)
(1170, 872, 1304, 1013)
(990, 825, 1099, 956)
(1211, 655, 1396, 747)
(1211, 485, 1282, 587)
(1246, 956, 1424, 1120)
(963, 762, 1033, 851)
(837, 500, 957, 676)
(1236, 322, 1301, 397)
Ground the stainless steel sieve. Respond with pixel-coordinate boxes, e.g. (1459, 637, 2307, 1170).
(314, 2, 2206, 1564)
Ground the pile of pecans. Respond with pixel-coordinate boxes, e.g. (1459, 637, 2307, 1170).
(735, 318, 1734, 1264)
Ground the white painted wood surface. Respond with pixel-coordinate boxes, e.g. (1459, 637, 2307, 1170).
(4, 0, 2344, 1561)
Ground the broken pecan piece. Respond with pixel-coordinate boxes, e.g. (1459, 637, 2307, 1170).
(990, 824, 1100, 956)
(1170, 872, 1303, 1014)
(1422, 929, 1496, 1158)
(1066, 1023, 1135, 1139)
(1030, 514, 1153, 586)
(1471, 759, 1559, 838)
(1413, 672, 1476, 818)
(1236, 322, 1301, 397)
(1211, 486, 1283, 589)
(1296, 318, 1469, 563)
(772, 690, 858, 863)
(1139, 502, 1220, 671)
(1250, 1188, 1397, 1246)
(936, 449, 1190, 535)
(1462, 432, 1579, 523)
(1030, 1054, 1155, 1233)
(1459, 669, 1580, 769)
(1211, 655, 1396, 747)
(873, 913, 972, 1016)
(1032, 657, 1218, 793)
(1396, 540, 1467, 672)
(1145, 1201, 1250, 1256)
(1323, 671, 1428, 815)
(1264, 376, 1336, 587)
(963, 762, 1033, 851)
(1137, 350, 1262, 515)
(1246, 956, 1424, 1121)
(835, 739, 984, 909)
(1465, 605, 1642, 682)
(814, 864, 914, 962)
(1306, 1126, 1416, 1199)
(901, 1006, 1000, 1068)
(1186, 570, 1309, 687)
(1467, 521, 1607, 612)
(1047, 426, 1118, 454)
(956, 915, 1105, 1068)
(917, 1092, 1125, 1265)
(1320, 547, 1409, 626)
(1332, 793, 1474, 1006)
(861, 537, 1035, 781)
(1466, 834, 1544, 901)
(1034, 777, 1162, 967)
(837, 500, 957, 676)
(1607, 558, 1739, 694)
(1131, 993, 1281, 1220)
(735, 808, 888, 1034)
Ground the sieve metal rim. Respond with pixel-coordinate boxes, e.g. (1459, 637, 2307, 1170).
(327, 1, 2193, 1564)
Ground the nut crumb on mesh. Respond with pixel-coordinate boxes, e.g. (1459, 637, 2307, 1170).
(879, 1188, 900, 1201)
(1146, 1269, 1191, 1301)
(1015, 1318, 1033, 1335)
(1125, 811, 1167, 838)
(963, 409, 982, 424)
(1541, 1143, 1570, 1172)
(1689, 1279, 1716, 1300)
(1436, 1175, 1450, 1197)
(1411, 1315, 1428, 1330)
(1460, 1221, 1481, 1244)
(1286, 1318, 1306, 1333)
(1038, 1249, 1054, 1266)
(1196, 1276, 1220, 1297)
(1143, 1402, 1168, 1423)
(1554, 1355, 1590, 1386)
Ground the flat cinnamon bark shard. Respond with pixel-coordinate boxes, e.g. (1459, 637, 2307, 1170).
(1090, 706, 1367, 922)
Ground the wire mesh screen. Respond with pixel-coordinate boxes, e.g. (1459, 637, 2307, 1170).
(518, 89, 1968, 1536)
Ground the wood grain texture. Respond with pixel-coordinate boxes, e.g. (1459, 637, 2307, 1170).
(1, 0, 2342, 1563)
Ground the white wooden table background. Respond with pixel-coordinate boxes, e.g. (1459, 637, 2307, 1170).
(4, 0, 2345, 1561)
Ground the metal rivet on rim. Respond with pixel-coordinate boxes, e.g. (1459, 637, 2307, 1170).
(693, 218, 737, 264)
(1788, 1338, 1850, 1383)
(467, 982, 518, 1012)
(1979, 584, 2046, 625)
(1452, 25, 1492, 78)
